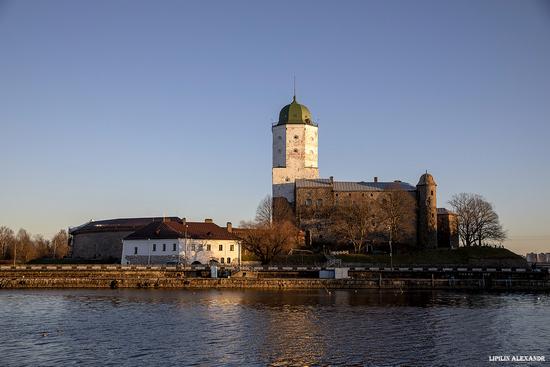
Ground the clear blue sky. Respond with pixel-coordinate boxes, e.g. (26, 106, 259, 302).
(1, 0, 549, 253)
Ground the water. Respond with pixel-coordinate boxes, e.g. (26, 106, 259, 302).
(0, 289, 549, 366)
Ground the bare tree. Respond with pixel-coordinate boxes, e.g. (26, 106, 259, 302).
(255, 195, 294, 225)
(0, 226, 15, 260)
(50, 229, 69, 259)
(239, 220, 298, 264)
(33, 234, 50, 259)
(379, 187, 417, 246)
(15, 229, 36, 262)
(330, 202, 374, 254)
(239, 197, 299, 264)
(449, 193, 506, 247)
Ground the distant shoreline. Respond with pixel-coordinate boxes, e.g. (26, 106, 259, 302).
(1, 266, 548, 291)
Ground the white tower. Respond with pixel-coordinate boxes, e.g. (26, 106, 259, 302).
(272, 95, 319, 204)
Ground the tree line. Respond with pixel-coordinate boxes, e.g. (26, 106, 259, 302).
(0, 226, 69, 263)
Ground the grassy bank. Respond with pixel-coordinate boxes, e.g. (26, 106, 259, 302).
(337, 247, 526, 267)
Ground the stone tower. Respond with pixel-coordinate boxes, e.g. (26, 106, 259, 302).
(417, 172, 438, 249)
(272, 95, 319, 204)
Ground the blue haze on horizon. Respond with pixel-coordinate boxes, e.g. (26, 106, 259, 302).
(0, 0, 549, 253)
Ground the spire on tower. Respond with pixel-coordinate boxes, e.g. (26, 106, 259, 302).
(293, 75, 296, 101)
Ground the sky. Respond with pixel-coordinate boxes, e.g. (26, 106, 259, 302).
(1, 0, 549, 254)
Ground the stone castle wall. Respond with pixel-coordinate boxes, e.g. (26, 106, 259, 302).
(71, 231, 132, 261)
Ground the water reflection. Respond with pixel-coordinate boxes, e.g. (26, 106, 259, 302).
(0, 289, 548, 366)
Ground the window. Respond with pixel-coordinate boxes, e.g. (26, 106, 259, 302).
(192, 244, 196, 251)
(278, 136, 282, 140)
(152, 244, 156, 252)
(227, 257, 231, 264)
(431, 190, 434, 196)
(305, 199, 312, 206)
(316, 199, 323, 207)
(162, 244, 166, 252)
(207, 244, 211, 251)
(220, 257, 224, 264)
(294, 135, 299, 139)
(230, 244, 234, 251)
(293, 148, 298, 153)
(219, 244, 223, 251)
(134, 247, 138, 255)
(173, 243, 177, 251)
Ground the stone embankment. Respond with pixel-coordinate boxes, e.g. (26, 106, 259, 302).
(0, 265, 548, 290)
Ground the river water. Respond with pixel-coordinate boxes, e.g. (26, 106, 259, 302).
(0, 289, 548, 366)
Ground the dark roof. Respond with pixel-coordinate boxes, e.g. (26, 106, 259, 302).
(69, 217, 181, 235)
(296, 178, 416, 191)
(124, 220, 237, 241)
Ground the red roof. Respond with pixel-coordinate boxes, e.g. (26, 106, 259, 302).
(124, 220, 237, 241)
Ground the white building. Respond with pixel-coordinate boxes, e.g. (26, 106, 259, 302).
(121, 219, 241, 266)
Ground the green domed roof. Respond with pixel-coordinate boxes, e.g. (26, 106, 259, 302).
(277, 96, 314, 125)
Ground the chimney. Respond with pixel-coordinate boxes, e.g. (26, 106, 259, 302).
(374, 176, 378, 183)
(182, 217, 186, 225)
(204, 218, 213, 223)
(329, 176, 334, 184)
(226, 222, 232, 233)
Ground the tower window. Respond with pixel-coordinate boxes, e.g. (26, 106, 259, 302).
(294, 135, 299, 139)
(285, 177, 290, 182)
(316, 199, 323, 206)
(293, 148, 298, 153)
(278, 136, 282, 140)
(431, 190, 434, 196)
(305, 199, 312, 206)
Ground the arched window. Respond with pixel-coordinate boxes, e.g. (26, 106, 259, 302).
(227, 257, 231, 264)
(220, 257, 225, 264)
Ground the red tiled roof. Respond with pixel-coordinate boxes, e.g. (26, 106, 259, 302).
(124, 220, 237, 241)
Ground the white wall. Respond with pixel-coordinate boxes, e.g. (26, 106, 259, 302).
(121, 238, 241, 266)
(272, 124, 319, 203)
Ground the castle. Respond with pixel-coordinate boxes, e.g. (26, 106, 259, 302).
(272, 95, 458, 250)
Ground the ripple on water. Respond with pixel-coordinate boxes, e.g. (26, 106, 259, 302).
(0, 289, 549, 366)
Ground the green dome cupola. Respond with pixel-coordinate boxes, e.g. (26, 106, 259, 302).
(277, 95, 315, 125)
